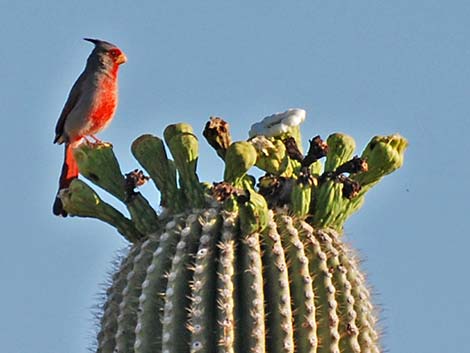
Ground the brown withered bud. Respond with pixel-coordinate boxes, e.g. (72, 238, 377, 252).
(297, 167, 318, 187)
(203, 117, 232, 160)
(283, 136, 304, 162)
(212, 181, 240, 202)
(258, 175, 294, 208)
(302, 136, 329, 167)
(338, 175, 362, 199)
(334, 156, 368, 176)
(125, 169, 150, 195)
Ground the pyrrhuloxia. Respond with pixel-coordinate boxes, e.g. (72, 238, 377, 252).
(53, 38, 127, 216)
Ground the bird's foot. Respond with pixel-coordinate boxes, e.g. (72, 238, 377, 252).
(90, 135, 103, 143)
(83, 135, 103, 146)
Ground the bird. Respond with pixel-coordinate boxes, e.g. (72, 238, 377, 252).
(53, 38, 127, 216)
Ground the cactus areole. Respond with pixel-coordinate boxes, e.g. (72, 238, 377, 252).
(57, 109, 407, 353)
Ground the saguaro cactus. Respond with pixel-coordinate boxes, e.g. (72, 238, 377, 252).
(57, 109, 407, 353)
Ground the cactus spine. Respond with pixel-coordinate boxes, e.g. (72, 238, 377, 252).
(57, 111, 407, 353)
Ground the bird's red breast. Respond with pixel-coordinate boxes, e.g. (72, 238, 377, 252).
(87, 74, 119, 134)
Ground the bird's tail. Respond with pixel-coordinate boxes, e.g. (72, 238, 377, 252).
(53, 143, 79, 216)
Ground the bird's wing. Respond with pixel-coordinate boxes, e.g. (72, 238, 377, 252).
(54, 71, 86, 143)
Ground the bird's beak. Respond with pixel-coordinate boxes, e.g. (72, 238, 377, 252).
(116, 52, 127, 65)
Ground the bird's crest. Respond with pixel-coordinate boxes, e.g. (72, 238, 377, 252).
(83, 38, 117, 50)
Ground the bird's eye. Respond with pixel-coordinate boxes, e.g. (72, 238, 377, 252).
(109, 49, 121, 57)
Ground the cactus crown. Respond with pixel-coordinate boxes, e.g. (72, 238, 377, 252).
(58, 110, 407, 353)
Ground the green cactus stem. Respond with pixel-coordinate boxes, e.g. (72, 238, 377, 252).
(164, 123, 205, 209)
(55, 111, 407, 353)
(237, 229, 266, 352)
(324, 133, 356, 172)
(115, 236, 159, 353)
(353, 134, 407, 188)
(291, 170, 316, 217)
(188, 209, 220, 352)
(131, 134, 182, 211)
(134, 217, 185, 353)
(73, 142, 159, 234)
(216, 211, 238, 353)
(277, 214, 317, 352)
(262, 212, 294, 352)
(97, 244, 141, 352)
(60, 179, 142, 242)
(161, 212, 203, 352)
(223, 141, 258, 187)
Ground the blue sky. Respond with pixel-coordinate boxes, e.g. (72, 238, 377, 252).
(1, 1, 469, 352)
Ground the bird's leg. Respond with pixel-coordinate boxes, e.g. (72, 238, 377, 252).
(90, 135, 103, 144)
(83, 135, 103, 145)
(83, 136, 94, 144)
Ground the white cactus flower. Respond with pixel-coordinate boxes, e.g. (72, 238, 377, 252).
(249, 108, 306, 138)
